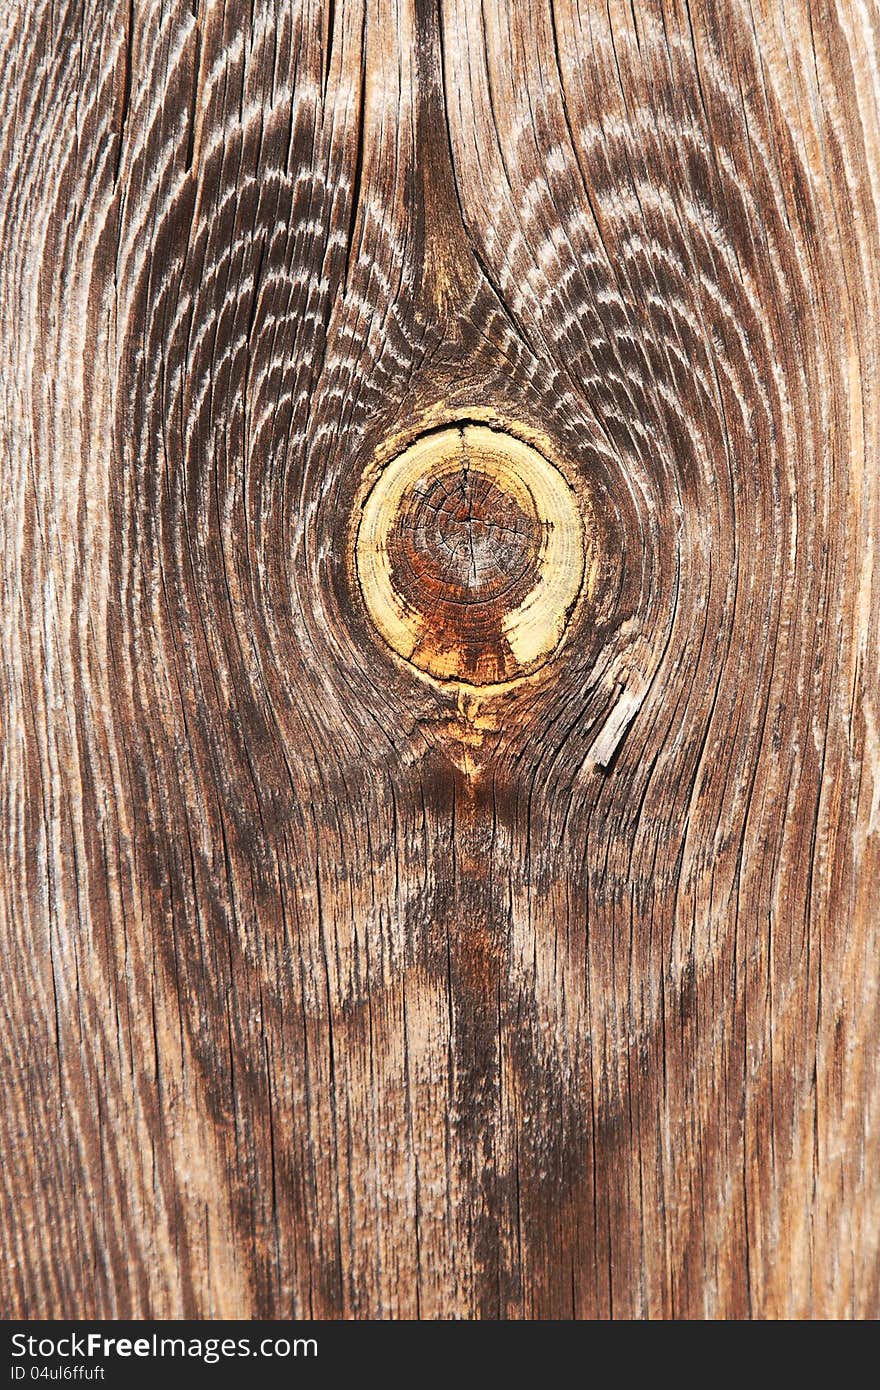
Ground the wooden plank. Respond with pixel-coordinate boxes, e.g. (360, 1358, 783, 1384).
(1, 0, 878, 1318)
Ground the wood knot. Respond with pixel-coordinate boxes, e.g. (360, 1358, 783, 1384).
(356, 425, 585, 686)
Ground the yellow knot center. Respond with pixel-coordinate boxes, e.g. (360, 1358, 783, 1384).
(356, 425, 584, 687)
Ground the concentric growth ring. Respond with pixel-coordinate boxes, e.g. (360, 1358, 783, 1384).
(356, 425, 585, 687)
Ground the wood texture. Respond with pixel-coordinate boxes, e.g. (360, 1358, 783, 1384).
(356, 424, 586, 687)
(1, 0, 879, 1319)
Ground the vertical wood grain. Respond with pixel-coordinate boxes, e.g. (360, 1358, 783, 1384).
(1, 0, 878, 1318)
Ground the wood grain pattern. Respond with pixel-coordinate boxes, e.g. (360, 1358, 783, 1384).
(1, 0, 878, 1319)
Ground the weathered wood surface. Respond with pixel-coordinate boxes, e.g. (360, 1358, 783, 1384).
(1, 0, 879, 1319)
